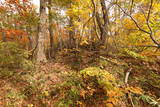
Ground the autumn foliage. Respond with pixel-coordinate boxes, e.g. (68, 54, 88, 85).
(0, 0, 160, 107)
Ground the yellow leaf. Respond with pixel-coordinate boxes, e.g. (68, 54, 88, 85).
(77, 101, 83, 105)
(126, 87, 143, 94)
(106, 103, 114, 107)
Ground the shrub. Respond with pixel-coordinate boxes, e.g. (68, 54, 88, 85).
(56, 67, 123, 107)
(0, 41, 32, 70)
(123, 48, 147, 60)
(80, 67, 116, 91)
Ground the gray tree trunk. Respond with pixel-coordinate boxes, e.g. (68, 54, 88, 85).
(37, 0, 47, 63)
(91, 0, 109, 45)
(48, 0, 54, 58)
(100, 0, 109, 45)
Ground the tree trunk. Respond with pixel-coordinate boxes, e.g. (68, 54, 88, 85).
(0, 27, 6, 42)
(68, 17, 75, 48)
(36, 0, 47, 63)
(91, 0, 109, 45)
(48, 0, 54, 58)
(100, 0, 109, 45)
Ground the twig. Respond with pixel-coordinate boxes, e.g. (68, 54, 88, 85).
(130, 0, 134, 14)
(124, 68, 135, 107)
(125, 71, 130, 84)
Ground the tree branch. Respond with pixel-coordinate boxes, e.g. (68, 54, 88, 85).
(105, 0, 160, 47)
(115, 2, 151, 34)
(145, 0, 159, 46)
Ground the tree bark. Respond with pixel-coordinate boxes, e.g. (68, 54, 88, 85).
(36, 0, 47, 63)
(68, 17, 76, 48)
(91, 0, 109, 45)
(48, 0, 54, 58)
(100, 0, 109, 45)
(0, 28, 6, 42)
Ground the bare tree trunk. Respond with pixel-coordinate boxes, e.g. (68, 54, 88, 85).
(58, 26, 63, 50)
(48, 0, 54, 58)
(100, 0, 109, 45)
(37, 0, 47, 63)
(91, 0, 109, 45)
(68, 17, 75, 48)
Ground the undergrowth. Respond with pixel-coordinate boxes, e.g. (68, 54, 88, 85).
(0, 46, 160, 107)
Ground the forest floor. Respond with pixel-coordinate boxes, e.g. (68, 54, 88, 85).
(0, 48, 160, 107)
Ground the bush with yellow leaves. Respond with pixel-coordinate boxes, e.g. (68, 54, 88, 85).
(80, 67, 124, 106)
(56, 67, 124, 107)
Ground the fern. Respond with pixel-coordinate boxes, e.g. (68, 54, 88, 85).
(139, 95, 160, 107)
